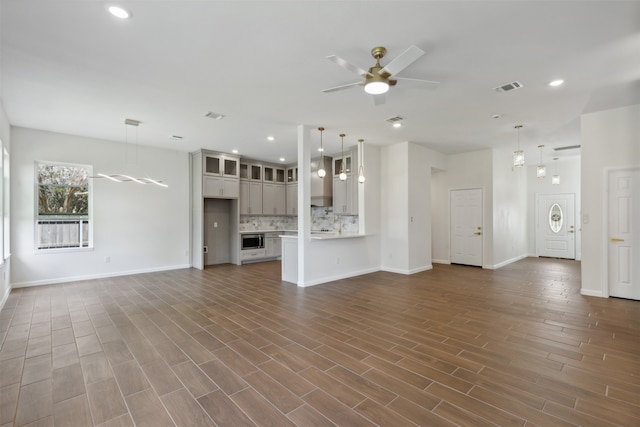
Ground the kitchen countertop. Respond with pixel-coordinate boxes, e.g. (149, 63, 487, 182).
(279, 232, 367, 240)
(239, 229, 297, 234)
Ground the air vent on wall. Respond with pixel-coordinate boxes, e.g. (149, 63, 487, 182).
(494, 81, 524, 93)
(554, 145, 581, 151)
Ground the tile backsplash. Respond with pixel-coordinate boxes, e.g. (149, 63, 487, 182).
(239, 207, 358, 233)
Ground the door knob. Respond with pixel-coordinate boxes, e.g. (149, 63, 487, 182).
(568, 230, 574, 233)
(610, 237, 624, 242)
(474, 232, 482, 235)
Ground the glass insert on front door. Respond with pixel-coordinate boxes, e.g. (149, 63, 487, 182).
(549, 203, 563, 233)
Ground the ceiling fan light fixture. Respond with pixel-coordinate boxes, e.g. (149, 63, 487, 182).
(364, 80, 389, 95)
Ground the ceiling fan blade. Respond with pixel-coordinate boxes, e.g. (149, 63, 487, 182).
(373, 93, 386, 106)
(379, 45, 425, 77)
(395, 77, 440, 89)
(326, 55, 372, 77)
(322, 81, 362, 93)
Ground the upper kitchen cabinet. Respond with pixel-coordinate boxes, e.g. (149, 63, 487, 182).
(333, 154, 352, 178)
(240, 162, 263, 181)
(332, 150, 357, 215)
(198, 150, 240, 198)
(205, 153, 239, 178)
(286, 166, 298, 183)
(264, 165, 286, 184)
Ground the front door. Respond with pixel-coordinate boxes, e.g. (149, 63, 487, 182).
(536, 193, 576, 259)
(450, 188, 483, 266)
(608, 168, 639, 300)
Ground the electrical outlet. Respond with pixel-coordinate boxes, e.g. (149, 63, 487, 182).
(184, 250, 189, 257)
(104, 256, 110, 263)
(203, 246, 208, 253)
(336, 257, 340, 264)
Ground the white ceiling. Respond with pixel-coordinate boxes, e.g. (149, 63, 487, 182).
(1, 1, 639, 164)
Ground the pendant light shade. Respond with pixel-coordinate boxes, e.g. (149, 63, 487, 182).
(513, 125, 524, 167)
(357, 139, 365, 184)
(317, 127, 326, 178)
(339, 133, 347, 181)
(537, 145, 546, 178)
(552, 157, 560, 185)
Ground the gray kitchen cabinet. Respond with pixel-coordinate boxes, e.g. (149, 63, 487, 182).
(240, 181, 263, 215)
(263, 183, 286, 215)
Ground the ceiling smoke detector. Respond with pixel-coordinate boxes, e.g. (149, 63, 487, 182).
(494, 81, 524, 93)
(204, 111, 225, 120)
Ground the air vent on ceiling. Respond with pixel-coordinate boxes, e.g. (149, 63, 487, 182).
(204, 111, 225, 120)
(169, 135, 183, 141)
(494, 81, 524, 93)
(385, 116, 404, 123)
(554, 145, 581, 151)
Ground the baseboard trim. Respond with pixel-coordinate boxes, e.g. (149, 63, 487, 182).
(298, 267, 381, 287)
(11, 264, 191, 288)
(432, 259, 450, 265)
(0, 286, 10, 312)
(484, 254, 528, 270)
(380, 265, 433, 275)
(580, 289, 604, 298)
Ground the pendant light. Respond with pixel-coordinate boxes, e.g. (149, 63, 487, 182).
(317, 127, 326, 178)
(536, 145, 546, 178)
(357, 139, 365, 184)
(552, 157, 560, 185)
(93, 119, 168, 187)
(513, 125, 524, 167)
(339, 133, 347, 181)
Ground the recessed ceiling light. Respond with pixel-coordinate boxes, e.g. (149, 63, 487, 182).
(267, 136, 275, 141)
(108, 6, 130, 19)
(279, 157, 285, 162)
(392, 122, 402, 128)
(232, 149, 239, 154)
(318, 147, 324, 152)
(549, 79, 564, 87)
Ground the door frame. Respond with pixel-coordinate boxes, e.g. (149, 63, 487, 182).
(535, 193, 576, 259)
(449, 187, 484, 267)
(603, 166, 640, 298)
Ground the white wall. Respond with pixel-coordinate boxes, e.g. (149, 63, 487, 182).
(380, 142, 410, 272)
(491, 145, 528, 268)
(526, 157, 581, 259)
(580, 104, 640, 297)
(431, 149, 494, 266)
(0, 100, 11, 309)
(11, 127, 190, 287)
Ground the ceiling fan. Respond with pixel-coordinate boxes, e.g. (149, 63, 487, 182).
(322, 45, 440, 105)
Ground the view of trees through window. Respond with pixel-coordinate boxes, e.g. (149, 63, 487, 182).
(36, 162, 92, 250)
(38, 163, 89, 214)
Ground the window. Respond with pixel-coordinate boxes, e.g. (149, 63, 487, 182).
(36, 161, 92, 251)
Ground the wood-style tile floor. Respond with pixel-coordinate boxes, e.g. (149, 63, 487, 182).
(1, 257, 639, 426)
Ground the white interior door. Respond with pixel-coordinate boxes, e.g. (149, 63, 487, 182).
(608, 168, 639, 300)
(450, 188, 483, 266)
(536, 194, 576, 259)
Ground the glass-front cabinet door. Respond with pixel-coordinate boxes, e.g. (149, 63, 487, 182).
(205, 155, 221, 175)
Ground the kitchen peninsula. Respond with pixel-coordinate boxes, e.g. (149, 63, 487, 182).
(281, 231, 367, 284)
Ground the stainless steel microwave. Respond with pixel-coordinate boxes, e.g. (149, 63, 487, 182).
(241, 234, 264, 250)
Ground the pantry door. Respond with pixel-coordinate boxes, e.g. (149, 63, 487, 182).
(608, 168, 640, 300)
(536, 194, 576, 259)
(450, 188, 483, 266)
